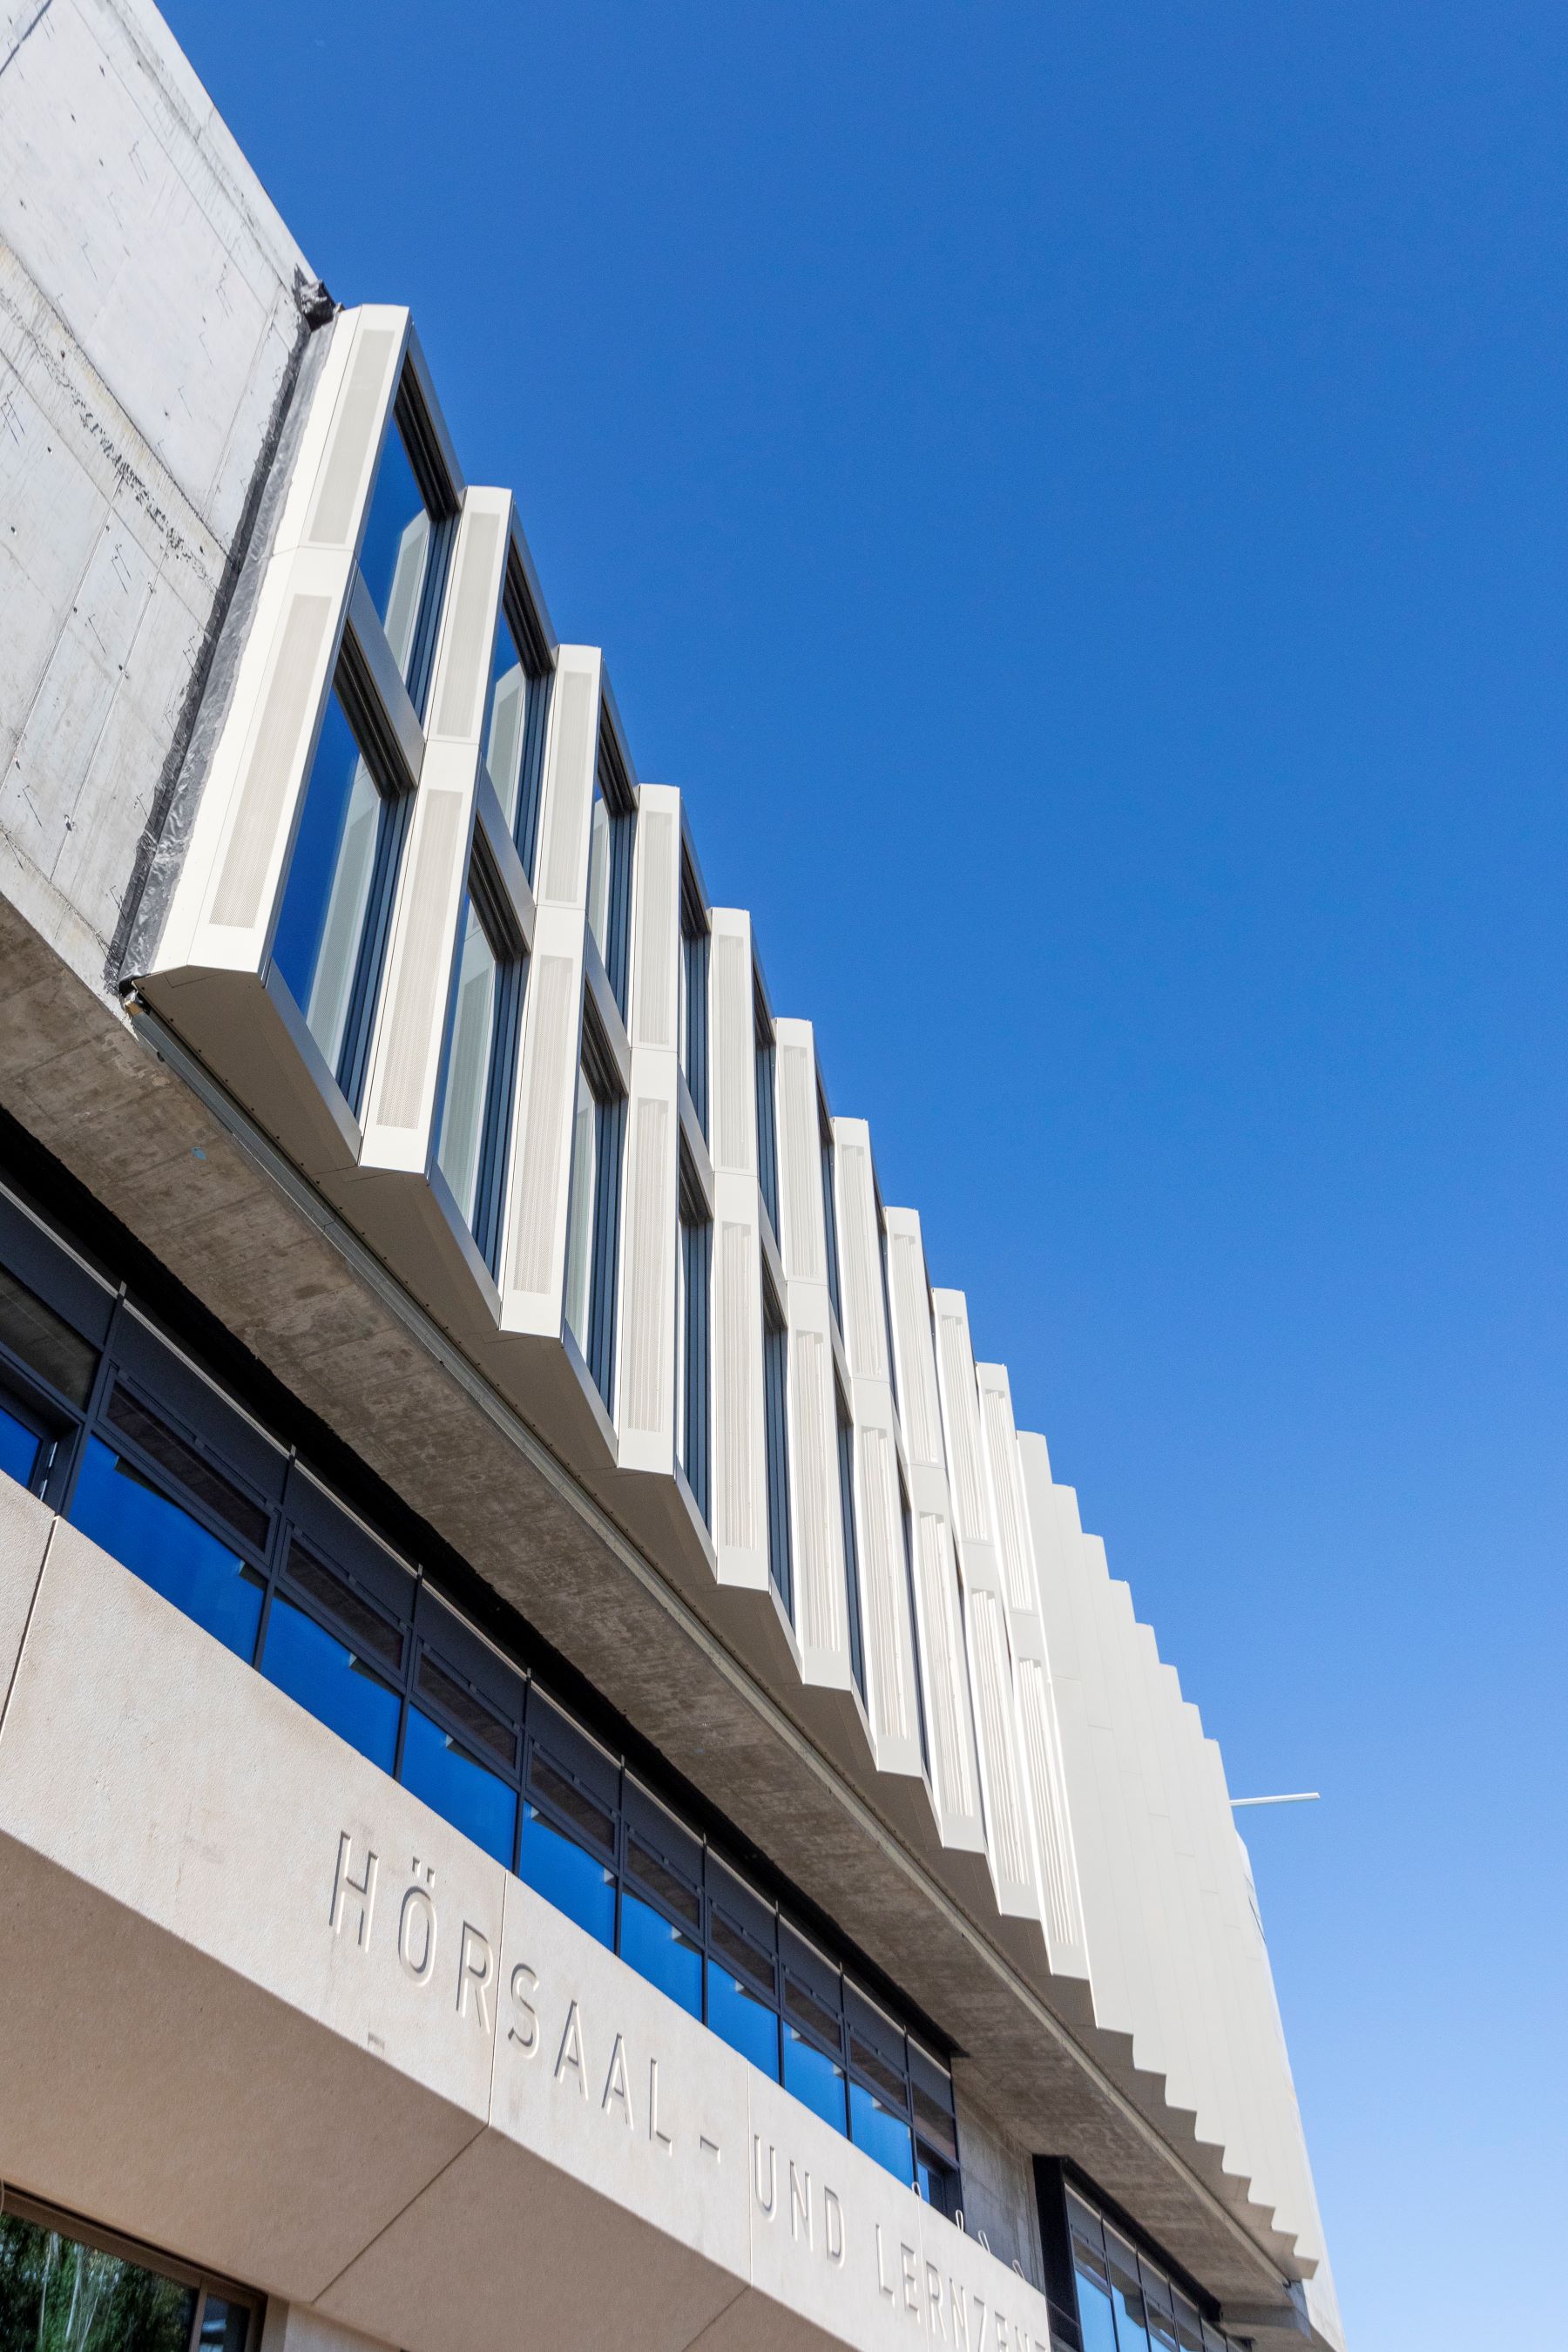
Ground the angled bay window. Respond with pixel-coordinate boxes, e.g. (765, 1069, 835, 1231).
(482, 562, 552, 882)
(1065, 2193, 1242, 2352)
(271, 653, 414, 1113)
(585, 728, 635, 1012)
(356, 373, 456, 714)
(677, 1150, 713, 1524)
(563, 998, 626, 1409)
(436, 849, 525, 1274)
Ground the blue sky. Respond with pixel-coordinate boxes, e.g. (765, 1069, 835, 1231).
(163, 4, 1566, 2340)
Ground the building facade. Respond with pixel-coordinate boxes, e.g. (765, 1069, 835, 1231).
(0, 6, 1344, 2351)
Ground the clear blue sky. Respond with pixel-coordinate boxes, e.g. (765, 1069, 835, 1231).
(163, 5, 1565, 2341)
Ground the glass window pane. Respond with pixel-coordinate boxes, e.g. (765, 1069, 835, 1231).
(484, 613, 527, 830)
(0, 1396, 43, 1489)
(359, 416, 433, 682)
(71, 1436, 264, 1662)
(848, 2078, 915, 2184)
(272, 690, 397, 1086)
(400, 1704, 517, 1866)
(1073, 2262, 1120, 2352)
(437, 899, 499, 1227)
(0, 2208, 199, 2352)
(618, 1889, 701, 2017)
(783, 2026, 847, 2133)
(916, 2150, 959, 2220)
(586, 781, 612, 968)
(519, 1801, 615, 1946)
(707, 1965, 781, 2077)
(0, 1264, 98, 1405)
(260, 1588, 400, 1772)
(283, 1538, 403, 1673)
(564, 1065, 596, 1353)
(416, 1648, 517, 1770)
(105, 1386, 269, 1553)
(198, 2297, 253, 2352)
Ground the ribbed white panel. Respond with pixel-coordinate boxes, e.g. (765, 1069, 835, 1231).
(915, 1511, 977, 1817)
(792, 1328, 842, 1652)
(889, 1231, 942, 1467)
(433, 508, 503, 742)
(836, 1139, 885, 1380)
(855, 1423, 908, 1745)
(541, 668, 595, 905)
(778, 1038, 823, 1282)
(373, 787, 465, 1131)
(305, 323, 399, 548)
(1017, 1656, 1083, 1952)
(970, 1588, 1031, 1891)
(621, 1095, 672, 1436)
(633, 808, 678, 1051)
(936, 1305, 990, 1545)
(980, 1378, 1037, 1619)
(717, 1220, 761, 1550)
(507, 953, 577, 1296)
(711, 929, 753, 1174)
(213, 593, 335, 931)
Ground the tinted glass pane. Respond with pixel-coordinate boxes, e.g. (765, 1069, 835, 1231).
(563, 1065, 596, 1355)
(911, 2078, 958, 2163)
(417, 1648, 517, 1769)
(520, 1801, 614, 1946)
(285, 1540, 402, 1672)
(784, 1971, 841, 2054)
(1073, 2265, 1120, 2352)
(0, 1397, 42, 1490)
(105, 1386, 269, 1553)
(0, 1265, 98, 1406)
(260, 1589, 400, 1771)
(359, 416, 432, 681)
(0, 2210, 197, 2352)
(437, 898, 499, 1227)
(1111, 2278, 1152, 2352)
(72, 1436, 263, 1661)
(401, 1704, 517, 1866)
(586, 781, 612, 969)
(625, 1833, 701, 1931)
(916, 2150, 959, 2220)
(484, 612, 528, 830)
(272, 690, 395, 1083)
(618, 1890, 701, 2017)
(198, 2298, 252, 2352)
(707, 1966, 781, 2077)
(783, 2026, 847, 2132)
(529, 1751, 616, 1856)
(711, 1907, 774, 2001)
(849, 2031, 906, 2110)
(848, 2078, 914, 2184)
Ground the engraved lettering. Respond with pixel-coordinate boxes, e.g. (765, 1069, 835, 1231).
(508, 1963, 539, 2053)
(789, 2161, 811, 2247)
(398, 1877, 437, 1984)
(456, 1922, 494, 2031)
(901, 2240, 920, 2315)
(972, 2293, 989, 2349)
(602, 2031, 633, 2126)
(555, 1998, 587, 2094)
(950, 2280, 971, 2350)
(876, 2224, 896, 2301)
(993, 2315, 1010, 2351)
(926, 2261, 946, 2336)
(823, 2185, 844, 2264)
(330, 1833, 378, 1947)
(754, 2137, 778, 2219)
(649, 2058, 673, 2152)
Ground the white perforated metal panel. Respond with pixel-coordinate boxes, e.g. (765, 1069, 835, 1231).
(1018, 1655, 1085, 1953)
(375, 787, 465, 1132)
(306, 325, 398, 549)
(717, 1219, 760, 1550)
(622, 1095, 672, 1436)
(434, 509, 503, 742)
(542, 670, 595, 905)
(916, 1511, 977, 1818)
(982, 1382, 1037, 1618)
(792, 1328, 841, 1652)
(938, 1309, 990, 1545)
(779, 1041, 822, 1282)
(856, 1423, 908, 1745)
(890, 1233, 942, 1468)
(971, 1587, 1031, 1894)
(837, 1141, 885, 1380)
(508, 952, 577, 1296)
(712, 931, 753, 1174)
(213, 594, 334, 932)
(634, 810, 678, 1051)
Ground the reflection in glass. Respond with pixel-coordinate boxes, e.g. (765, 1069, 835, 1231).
(71, 1436, 263, 1662)
(783, 2026, 847, 2133)
(401, 1704, 517, 1865)
(0, 2208, 205, 2352)
(520, 1801, 615, 1947)
(260, 1589, 400, 1772)
(197, 2301, 253, 2352)
(0, 1265, 98, 1405)
(272, 690, 401, 1097)
(618, 1890, 702, 2017)
(437, 899, 499, 1227)
(564, 1066, 597, 1355)
(358, 417, 432, 685)
(586, 777, 612, 970)
(1073, 2262, 1120, 2352)
(848, 2079, 915, 2183)
(707, 1966, 781, 2077)
(0, 1396, 42, 1490)
(484, 612, 527, 831)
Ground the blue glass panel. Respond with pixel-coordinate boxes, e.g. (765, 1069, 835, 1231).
(358, 418, 432, 682)
(71, 1436, 262, 1661)
(783, 2026, 847, 2133)
(618, 1890, 701, 2017)
(1112, 2279, 1153, 2352)
(260, 1589, 400, 1772)
(520, 1802, 614, 1948)
(401, 1704, 517, 1866)
(707, 1966, 781, 2078)
(1075, 2268, 1120, 2352)
(0, 1399, 41, 1490)
(849, 2079, 915, 2185)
